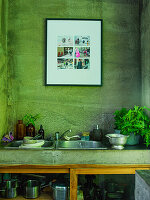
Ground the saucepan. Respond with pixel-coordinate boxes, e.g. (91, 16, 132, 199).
(22, 180, 41, 199)
(0, 179, 19, 199)
(22, 179, 51, 199)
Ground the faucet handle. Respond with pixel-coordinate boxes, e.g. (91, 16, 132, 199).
(55, 132, 59, 141)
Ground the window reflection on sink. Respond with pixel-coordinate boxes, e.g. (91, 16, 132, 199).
(4, 140, 55, 149)
(56, 140, 107, 149)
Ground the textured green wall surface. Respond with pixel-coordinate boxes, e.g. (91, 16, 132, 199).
(141, 0, 150, 111)
(6, 0, 141, 137)
(0, 0, 8, 139)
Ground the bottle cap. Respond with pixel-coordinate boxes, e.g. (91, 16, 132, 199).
(82, 132, 90, 136)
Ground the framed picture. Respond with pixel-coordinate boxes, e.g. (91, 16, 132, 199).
(45, 18, 102, 86)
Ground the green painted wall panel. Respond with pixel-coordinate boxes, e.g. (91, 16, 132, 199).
(141, 0, 150, 112)
(0, 0, 8, 139)
(7, 0, 141, 137)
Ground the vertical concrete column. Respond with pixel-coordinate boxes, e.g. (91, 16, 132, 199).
(135, 171, 150, 200)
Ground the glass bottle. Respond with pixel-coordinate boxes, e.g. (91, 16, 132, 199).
(38, 125, 44, 139)
(16, 120, 26, 140)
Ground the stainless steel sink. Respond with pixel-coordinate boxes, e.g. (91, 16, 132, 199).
(3, 140, 107, 150)
(4, 140, 55, 149)
(56, 140, 107, 149)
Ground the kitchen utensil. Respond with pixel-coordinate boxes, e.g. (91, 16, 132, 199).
(22, 179, 40, 199)
(105, 134, 129, 149)
(0, 187, 18, 199)
(20, 140, 45, 148)
(106, 182, 118, 193)
(64, 135, 80, 141)
(22, 179, 51, 199)
(23, 136, 34, 144)
(52, 183, 68, 200)
(0, 180, 19, 199)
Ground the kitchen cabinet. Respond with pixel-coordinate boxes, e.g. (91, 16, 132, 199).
(0, 164, 150, 200)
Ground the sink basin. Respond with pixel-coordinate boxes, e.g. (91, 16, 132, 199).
(3, 140, 107, 150)
(4, 140, 55, 149)
(56, 140, 107, 149)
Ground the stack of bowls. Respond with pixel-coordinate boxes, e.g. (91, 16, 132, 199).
(19, 137, 44, 148)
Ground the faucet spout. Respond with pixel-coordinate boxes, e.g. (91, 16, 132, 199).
(59, 129, 71, 140)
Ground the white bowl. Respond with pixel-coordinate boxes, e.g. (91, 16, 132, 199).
(23, 137, 35, 144)
(21, 140, 45, 148)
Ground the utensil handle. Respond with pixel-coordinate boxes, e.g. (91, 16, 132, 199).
(106, 135, 111, 139)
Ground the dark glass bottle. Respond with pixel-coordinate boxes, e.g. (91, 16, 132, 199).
(90, 125, 103, 141)
(26, 123, 35, 137)
(38, 125, 44, 139)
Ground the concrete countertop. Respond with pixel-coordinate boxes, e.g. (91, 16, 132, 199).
(0, 144, 150, 165)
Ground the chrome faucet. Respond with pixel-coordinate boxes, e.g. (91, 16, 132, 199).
(55, 132, 60, 141)
(55, 129, 71, 141)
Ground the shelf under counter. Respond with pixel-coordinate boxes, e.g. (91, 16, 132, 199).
(0, 164, 150, 200)
(0, 191, 53, 200)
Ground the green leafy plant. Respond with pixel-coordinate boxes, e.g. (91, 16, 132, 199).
(113, 108, 128, 131)
(121, 106, 150, 147)
(23, 114, 40, 126)
(141, 128, 150, 147)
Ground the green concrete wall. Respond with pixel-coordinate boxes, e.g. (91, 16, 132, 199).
(141, 1, 150, 112)
(6, 0, 141, 137)
(0, 0, 8, 139)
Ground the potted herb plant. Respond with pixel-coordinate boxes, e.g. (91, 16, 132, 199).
(113, 108, 128, 134)
(121, 106, 150, 146)
(23, 114, 39, 137)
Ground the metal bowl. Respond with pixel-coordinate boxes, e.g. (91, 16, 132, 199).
(106, 134, 129, 150)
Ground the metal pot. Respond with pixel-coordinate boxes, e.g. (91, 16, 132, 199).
(106, 182, 118, 193)
(52, 182, 68, 200)
(0, 180, 19, 198)
(106, 134, 129, 150)
(22, 180, 41, 199)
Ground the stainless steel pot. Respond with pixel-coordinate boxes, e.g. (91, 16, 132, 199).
(23, 180, 40, 199)
(0, 180, 18, 199)
(52, 183, 68, 200)
(106, 134, 129, 149)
